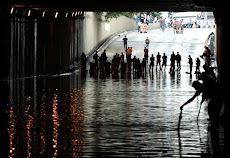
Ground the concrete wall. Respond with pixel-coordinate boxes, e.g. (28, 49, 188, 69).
(83, 12, 136, 55)
(148, 23, 161, 29)
(2, 12, 136, 79)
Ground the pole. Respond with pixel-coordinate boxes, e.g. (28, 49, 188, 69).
(197, 103, 202, 120)
(177, 109, 183, 129)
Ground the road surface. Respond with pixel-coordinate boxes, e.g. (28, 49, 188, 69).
(2, 28, 224, 157)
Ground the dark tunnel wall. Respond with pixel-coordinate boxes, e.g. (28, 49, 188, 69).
(6, 15, 84, 79)
(1, 12, 136, 80)
(0, 15, 11, 80)
(9, 16, 35, 79)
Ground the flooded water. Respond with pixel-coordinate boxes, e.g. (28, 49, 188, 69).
(0, 28, 224, 157)
(0, 67, 224, 157)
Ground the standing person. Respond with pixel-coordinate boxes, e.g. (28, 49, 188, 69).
(93, 51, 99, 70)
(145, 37, 150, 49)
(120, 52, 125, 74)
(102, 49, 108, 62)
(144, 47, 149, 61)
(195, 57, 201, 74)
(144, 23, 148, 33)
(127, 47, 132, 73)
(140, 23, 144, 33)
(149, 54, 155, 72)
(175, 52, 181, 70)
(115, 54, 121, 72)
(99, 49, 108, 72)
(188, 55, 193, 74)
(161, 18, 166, 32)
(162, 53, 167, 69)
(138, 21, 142, 32)
(204, 46, 211, 67)
(120, 52, 124, 63)
(127, 47, 132, 63)
(112, 55, 116, 74)
(123, 35, 128, 51)
(156, 52, 162, 70)
(81, 52, 86, 72)
(142, 57, 147, 74)
(170, 52, 176, 73)
(133, 56, 138, 73)
(136, 18, 140, 32)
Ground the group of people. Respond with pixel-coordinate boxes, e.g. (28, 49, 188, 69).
(150, 52, 182, 73)
(91, 50, 110, 74)
(81, 36, 212, 78)
(137, 19, 148, 33)
(84, 48, 203, 78)
(82, 34, 222, 126)
(179, 46, 223, 123)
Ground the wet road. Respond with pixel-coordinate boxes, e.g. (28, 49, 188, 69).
(105, 28, 214, 66)
(0, 28, 224, 157)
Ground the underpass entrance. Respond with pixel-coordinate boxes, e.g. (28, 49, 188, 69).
(0, 4, 226, 157)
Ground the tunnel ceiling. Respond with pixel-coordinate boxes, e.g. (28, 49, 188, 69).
(9, 0, 216, 11)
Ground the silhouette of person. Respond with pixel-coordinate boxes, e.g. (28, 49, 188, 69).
(156, 52, 162, 70)
(149, 54, 155, 72)
(120, 52, 124, 63)
(180, 79, 223, 122)
(115, 53, 121, 72)
(162, 53, 167, 69)
(175, 52, 181, 70)
(81, 52, 86, 72)
(202, 46, 211, 67)
(170, 52, 176, 73)
(188, 55, 193, 74)
(127, 47, 132, 62)
(133, 56, 138, 73)
(144, 47, 148, 61)
(142, 58, 147, 73)
(112, 55, 116, 74)
(145, 37, 150, 49)
(137, 58, 142, 74)
(93, 51, 99, 70)
(180, 81, 203, 110)
(99, 50, 108, 72)
(123, 35, 128, 51)
(195, 57, 201, 74)
(127, 47, 132, 73)
(203, 64, 216, 80)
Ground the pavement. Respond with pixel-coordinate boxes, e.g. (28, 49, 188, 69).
(104, 28, 215, 67)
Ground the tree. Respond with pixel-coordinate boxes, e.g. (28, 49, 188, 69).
(104, 12, 140, 21)
(153, 12, 163, 19)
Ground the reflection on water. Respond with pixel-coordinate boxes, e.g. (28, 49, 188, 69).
(8, 103, 15, 158)
(25, 96, 33, 158)
(1, 69, 224, 157)
(52, 93, 59, 157)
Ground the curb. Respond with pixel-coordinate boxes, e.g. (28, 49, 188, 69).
(86, 30, 130, 63)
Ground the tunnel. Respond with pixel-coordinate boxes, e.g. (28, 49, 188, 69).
(0, 0, 227, 157)
(0, 1, 228, 81)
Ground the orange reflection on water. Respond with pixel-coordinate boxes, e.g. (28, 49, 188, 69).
(52, 93, 59, 157)
(8, 104, 16, 158)
(25, 96, 34, 158)
(70, 88, 85, 157)
(26, 115, 34, 158)
(40, 94, 46, 156)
